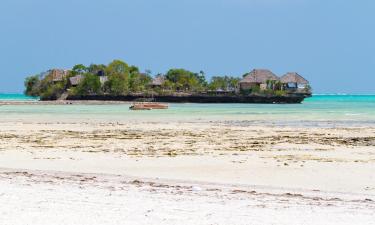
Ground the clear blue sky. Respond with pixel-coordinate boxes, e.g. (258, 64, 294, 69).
(0, 0, 374, 94)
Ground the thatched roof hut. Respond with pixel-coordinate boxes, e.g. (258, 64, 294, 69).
(51, 69, 69, 82)
(280, 72, 309, 84)
(240, 69, 279, 84)
(151, 75, 165, 86)
(69, 75, 84, 86)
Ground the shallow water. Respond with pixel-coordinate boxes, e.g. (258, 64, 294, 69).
(1, 94, 374, 127)
(0, 94, 38, 101)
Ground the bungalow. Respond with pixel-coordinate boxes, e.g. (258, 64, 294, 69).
(239, 69, 279, 91)
(150, 75, 165, 88)
(280, 72, 309, 91)
(51, 69, 69, 82)
(69, 75, 84, 86)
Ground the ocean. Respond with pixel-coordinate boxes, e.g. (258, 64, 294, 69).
(1, 94, 374, 127)
(0, 94, 38, 101)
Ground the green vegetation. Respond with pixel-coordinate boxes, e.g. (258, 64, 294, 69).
(25, 72, 69, 100)
(208, 76, 240, 91)
(72, 64, 88, 74)
(24, 59, 307, 100)
(165, 69, 206, 92)
(74, 73, 101, 95)
(24, 75, 40, 97)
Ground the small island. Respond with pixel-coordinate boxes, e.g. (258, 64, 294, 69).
(24, 60, 312, 103)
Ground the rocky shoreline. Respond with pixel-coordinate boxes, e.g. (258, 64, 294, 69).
(64, 93, 310, 104)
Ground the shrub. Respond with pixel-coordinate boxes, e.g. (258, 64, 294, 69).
(24, 75, 40, 97)
(75, 73, 101, 95)
(275, 90, 287, 96)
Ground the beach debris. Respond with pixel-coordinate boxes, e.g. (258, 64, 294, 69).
(167, 150, 178, 157)
(131, 180, 142, 185)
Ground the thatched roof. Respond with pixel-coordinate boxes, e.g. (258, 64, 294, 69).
(280, 72, 309, 84)
(240, 69, 279, 84)
(51, 69, 69, 82)
(69, 75, 84, 86)
(152, 75, 165, 86)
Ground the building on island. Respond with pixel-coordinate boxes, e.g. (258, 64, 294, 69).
(239, 69, 310, 93)
(239, 69, 279, 91)
(50, 69, 69, 82)
(69, 75, 84, 86)
(67, 69, 108, 87)
(96, 70, 108, 86)
(150, 75, 166, 88)
(280, 72, 309, 91)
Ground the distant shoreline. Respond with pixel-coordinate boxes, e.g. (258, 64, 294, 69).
(64, 94, 308, 104)
(0, 93, 309, 104)
(0, 100, 131, 105)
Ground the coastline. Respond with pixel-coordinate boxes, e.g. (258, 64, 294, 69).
(1, 96, 375, 224)
(0, 100, 131, 105)
(65, 93, 309, 104)
(1, 119, 375, 195)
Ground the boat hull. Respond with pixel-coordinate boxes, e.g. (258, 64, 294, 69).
(130, 103, 168, 110)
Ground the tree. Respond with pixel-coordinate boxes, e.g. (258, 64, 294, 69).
(227, 77, 240, 90)
(88, 64, 107, 76)
(128, 65, 150, 92)
(40, 82, 66, 100)
(24, 75, 40, 96)
(129, 65, 140, 75)
(195, 70, 208, 87)
(165, 69, 203, 92)
(129, 72, 152, 92)
(106, 60, 129, 75)
(74, 73, 101, 95)
(105, 74, 128, 95)
(209, 76, 240, 91)
(72, 64, 88, 74)
(162, 79, 174, 90)
(209, 76, 224, 90)
(105, 60, 130, 95)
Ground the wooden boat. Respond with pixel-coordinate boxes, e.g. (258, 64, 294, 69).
(129, 102, 168, 110)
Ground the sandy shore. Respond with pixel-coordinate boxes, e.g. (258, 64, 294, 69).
(1, 103, 375, 224)
(1, 168, 374, 225)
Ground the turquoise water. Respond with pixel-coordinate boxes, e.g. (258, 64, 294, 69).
(0, 94, 38, 101)
(1, 94, 374, 127)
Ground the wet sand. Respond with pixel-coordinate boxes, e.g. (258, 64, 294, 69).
(0, 102, 375, 224)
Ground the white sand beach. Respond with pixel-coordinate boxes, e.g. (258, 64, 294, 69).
(1, 0, 375, 222)
(1, 168, 375, 225)
(0, 102, 375, 224)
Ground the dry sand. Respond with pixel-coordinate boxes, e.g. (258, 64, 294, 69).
(0, 106, 375, 224)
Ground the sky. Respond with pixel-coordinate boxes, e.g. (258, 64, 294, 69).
(0, 0, 374, 94)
